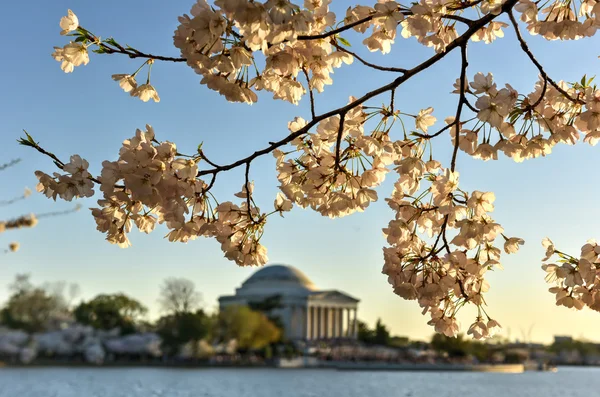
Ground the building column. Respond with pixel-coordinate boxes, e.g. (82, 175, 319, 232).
(346, 307, 351, 338)
(312, 307, 319, 340)
(319, 307, 326, 339)
(325, 307, 331, 339)
(329, 307, 337, 339)
(305, 306, 310, 340)
(352, 308, 358, 339)
(336, 308, 342, 339)
(331, 308, 337, 338)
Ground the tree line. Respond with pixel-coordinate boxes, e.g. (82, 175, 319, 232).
(0, 275, 282, 357)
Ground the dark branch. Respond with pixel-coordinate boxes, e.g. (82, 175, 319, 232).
(507, 11, 583, 105)
(297, 16, 374, 41)
(0, 159, 21, 172)
(302, 68, 316, 119)
(451, 43, 470, 172)
(334, 113, 348, 170)
(84, 32, 186, 62)
(414, 120, 457, 140)
(333, 43, 408, 73)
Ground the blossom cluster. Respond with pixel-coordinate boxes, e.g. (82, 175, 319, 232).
(448, 72, 599, 163)
(35, 125, 275, 266)
(273, 98, 390, 218)
(172, 0, 356, 104)
(0, 214, 38, 234)
(50, 1, 518, 106)
(542, 238, 600, 311)
(515, 0, 600, 40)
(35, 155, 94, 201)
(381, 146, 524, 338)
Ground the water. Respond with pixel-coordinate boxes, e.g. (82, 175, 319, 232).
(0, 367, 597, 397)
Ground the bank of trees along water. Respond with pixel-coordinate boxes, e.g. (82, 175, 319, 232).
(0, 274, 282, 362)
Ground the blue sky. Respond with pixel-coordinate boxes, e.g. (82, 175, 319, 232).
(1, 1, 599, 343)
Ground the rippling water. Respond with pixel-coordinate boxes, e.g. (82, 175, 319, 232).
(0, 366, 597, 397)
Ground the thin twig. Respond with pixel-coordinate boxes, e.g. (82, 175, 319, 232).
(413, 121, 457, 139)
(0, 194, 29, 207)
(36, 205, 82, 219)
(302, 68, 316, 119)
(297, 16, 374, 41)
(199, 150, 221, 169)
(333, 43, 407, 73)
(0, 159, 21, 172)
(451, 43, 470, 172)
(243, 162, 255, 222)
(84, 32, 186, 62)
(334, 113, 348, 170)
(507, 10, 583, 105)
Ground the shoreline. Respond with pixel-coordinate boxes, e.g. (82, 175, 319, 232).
(0, 361, 549, 373)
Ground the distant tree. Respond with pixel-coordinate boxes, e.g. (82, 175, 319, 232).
(358, 318, 391, 346)
(248, 294, 284, 331)
(388, 336, 410, 348)
(156, 310, 211, 356)
(218, 305, 281, 350)
(357, 320, 375, 344)
(158, 278, 201, 315)
(74, 293, 147, 334)
(0, 274, 69, 333)
(430, 333, 491, 361)
(373, 318, 391, 346)
(431, 333, 470, 358)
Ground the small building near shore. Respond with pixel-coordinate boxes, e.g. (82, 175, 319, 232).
(218, 264, 359, 341)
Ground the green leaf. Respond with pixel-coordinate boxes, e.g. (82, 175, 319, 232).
(197, 142, 204, 153)
(338, 36, 352, 47)
(92, 47, 107, 54)
(581, 75, 586, 86)
(104, 38, 119, 46)
(24, 130, 35, 144)
(18, 130, 37, 147)
(74, 36, 87, 43)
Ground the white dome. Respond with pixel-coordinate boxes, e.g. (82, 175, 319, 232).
(236, 264, 316, 296)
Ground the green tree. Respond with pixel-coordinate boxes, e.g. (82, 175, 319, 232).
(431, 333, 470, 358)
(0, 274, 68, 333)
(218, 305, 281, 350)
(373, 318, 391, 346)
(357, 320, 375, 344)
(358, 318, 392, 346)
(247, 294, 284, 331)
(156, 310, 211, 356)
(74, 293, 147, 334)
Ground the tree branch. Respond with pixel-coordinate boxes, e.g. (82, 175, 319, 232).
(297, 16, 374, 41)
(507, 10, 583, 105)
(302, 68, 316, 119)
(333, 43, 408, 73)
(334, 113, 348, 171)
(0, 159, 21, 172)
(83, 32, 186, 62)
(451, 43, 470, 172)
(196, 0, 519, 178)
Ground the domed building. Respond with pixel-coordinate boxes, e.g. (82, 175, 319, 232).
(218, 264, 359, 341)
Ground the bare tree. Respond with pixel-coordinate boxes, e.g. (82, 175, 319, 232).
(158, 278, 202, 315)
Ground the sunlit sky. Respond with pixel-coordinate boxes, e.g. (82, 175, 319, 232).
(1, 1, 599, 344)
